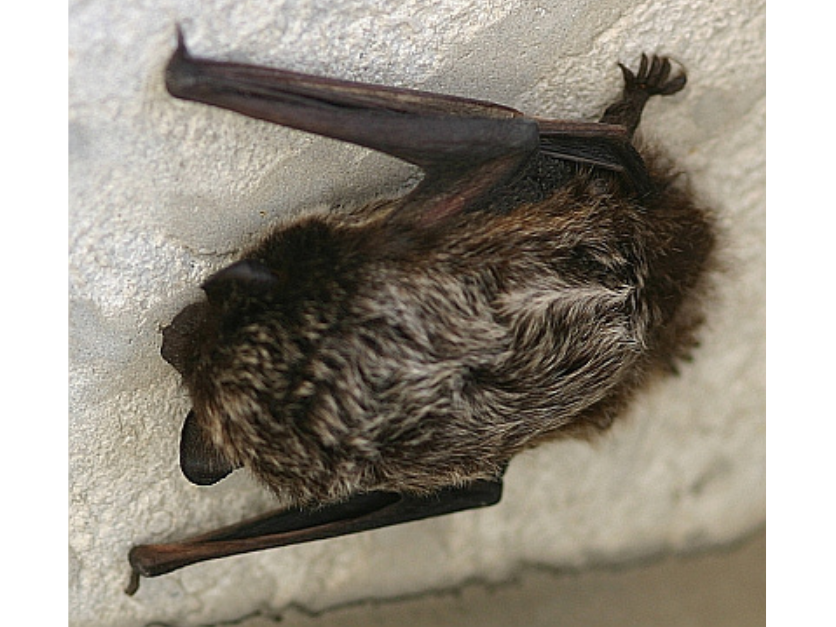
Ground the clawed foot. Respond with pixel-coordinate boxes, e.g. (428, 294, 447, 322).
(618, 54, 686, 98)
(600, 53, 687, 137)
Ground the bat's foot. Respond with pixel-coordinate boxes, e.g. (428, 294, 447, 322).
(600, 54, 687, 137)
(620, 54, 687, 99)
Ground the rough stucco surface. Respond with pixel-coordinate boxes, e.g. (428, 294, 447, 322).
(69, 1, 765, 625)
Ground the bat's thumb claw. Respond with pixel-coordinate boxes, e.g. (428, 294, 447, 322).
(173, 24, 190, 56)
(125, 569, 141, 596)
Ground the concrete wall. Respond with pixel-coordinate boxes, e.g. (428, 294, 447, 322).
(69, 1, 765, 625)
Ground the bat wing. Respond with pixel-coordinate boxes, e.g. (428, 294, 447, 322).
(537, 120, 652, 195)
(127, 475, 503, 594)
(164, 28, 650, 227)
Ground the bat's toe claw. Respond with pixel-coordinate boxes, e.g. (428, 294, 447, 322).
(617, 62, 636, 90)
(601, 53, 687, 137)
(625, 54, 687, 97)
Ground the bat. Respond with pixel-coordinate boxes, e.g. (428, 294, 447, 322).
(126, 27, 715, 594)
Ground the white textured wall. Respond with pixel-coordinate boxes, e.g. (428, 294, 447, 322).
(69, 1, 765, 625)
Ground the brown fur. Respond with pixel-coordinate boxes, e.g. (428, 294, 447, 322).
(162, 56, 715, 508)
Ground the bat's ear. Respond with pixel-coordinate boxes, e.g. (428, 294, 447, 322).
(201, 259, 283, 306)
(179, 410, 240, 485)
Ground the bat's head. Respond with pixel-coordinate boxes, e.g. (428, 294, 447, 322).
(161, 217, 369, 504)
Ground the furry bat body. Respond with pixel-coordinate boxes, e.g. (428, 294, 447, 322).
(127, 30, 715, 593)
